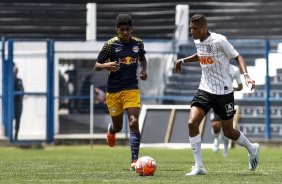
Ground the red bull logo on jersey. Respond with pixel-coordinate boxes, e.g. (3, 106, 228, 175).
(199, 56, 214, 65)
(133, 46, 139, 53)
(118, 56, 137, 65)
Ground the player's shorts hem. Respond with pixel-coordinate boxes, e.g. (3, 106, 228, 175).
(220, 115, 234, 121)
(191, 102, 209, 115)
(123, 105, 141, 109)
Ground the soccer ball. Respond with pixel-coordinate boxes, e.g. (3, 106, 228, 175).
(135, 156, 157, 176)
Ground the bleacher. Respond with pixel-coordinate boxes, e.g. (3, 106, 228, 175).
(0, 3, 87, 39)
(96, 3, 176, 40)
(95, 0, 282, 40)
(1, 0, 282, 39)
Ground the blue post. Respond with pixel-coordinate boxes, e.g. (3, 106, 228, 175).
(7, 40, 14, 140)
(265, 40, 270, 139)
(46, 39, 55, 143)
(1, 37, 6, 136)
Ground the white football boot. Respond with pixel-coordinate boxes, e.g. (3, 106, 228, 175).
(248, 143, 260, 171)
(186, 166, 207, 176)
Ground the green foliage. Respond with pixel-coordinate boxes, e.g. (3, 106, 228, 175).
(0, 145, 281, 183)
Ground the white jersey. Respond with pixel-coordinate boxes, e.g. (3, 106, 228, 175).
(229, 64, 242, 85)
(194, 32, 239, 94)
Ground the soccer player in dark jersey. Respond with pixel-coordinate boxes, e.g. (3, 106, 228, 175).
(94, 14, 147, 170)
(174, 14, 259, 176)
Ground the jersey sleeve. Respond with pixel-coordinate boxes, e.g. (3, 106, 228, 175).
(97, 41, 111, 63)
(132, 37, 146, 58)
(218, 37, 239, 59)
(139, 40, 146, 58)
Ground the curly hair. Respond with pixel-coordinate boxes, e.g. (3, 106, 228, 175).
(190, 14, 207, 26)
(116, 14, 132, 28)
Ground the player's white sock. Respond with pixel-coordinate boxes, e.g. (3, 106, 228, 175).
(189, 134, 204, 168)
(222, 135, 229, 148)
(222, 135, 229, 157)
(235, 131, 256, 154)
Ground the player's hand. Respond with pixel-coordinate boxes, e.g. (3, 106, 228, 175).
(245, 77, 255, 91)
(105, 61, 120, 72)
(140, 70, 147, 80)
(174, 60, 182, 74)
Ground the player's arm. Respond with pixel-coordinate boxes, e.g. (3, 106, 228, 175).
(233, 66, 243, 91)
(94, 61, 120, 72)
(94, 42, 120, 72)
(174, 53, 199, 74)
(234, 54, 255, 90)
(234, 83, 243, 91)
(139, 56, 148, 81)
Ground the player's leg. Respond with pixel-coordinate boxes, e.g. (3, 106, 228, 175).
(122, 89, 141, 170)
(107, 114, 123, 147)
(221, 120, 259, 171)
(106, 92, 124, 147)
(186, 89, 210, 176)
(218, 92, 259, 171)
(186, 105, 207, 176)
(126, 107, 141, 170)
(212, 120, 222, 152)
(210, 111, 221, 153)
(212, 112, 229, 157)
(212, 120, 221, 134)
(221, 131, 229, 157)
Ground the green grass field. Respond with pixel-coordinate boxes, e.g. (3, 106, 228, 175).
(0, 145, 281, 183)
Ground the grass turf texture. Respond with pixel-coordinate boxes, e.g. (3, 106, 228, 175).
(0, 145, 281, 183)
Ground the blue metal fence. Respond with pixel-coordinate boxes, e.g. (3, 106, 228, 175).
(2, 39, 53, 143)
(1, 38, 282, 143)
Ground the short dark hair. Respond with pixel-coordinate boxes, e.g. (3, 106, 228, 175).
(116, 14, 132, 28)
(190, 14, 207, 26)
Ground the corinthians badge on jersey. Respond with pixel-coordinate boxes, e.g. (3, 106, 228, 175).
(133, 46, 139, 53)
(206, 44, 213, 53)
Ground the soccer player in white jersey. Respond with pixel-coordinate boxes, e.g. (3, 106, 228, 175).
(211, 64, 243, 157)
(174, 14, 259, 176)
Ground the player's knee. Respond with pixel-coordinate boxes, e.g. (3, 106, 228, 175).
(129, 119, 139, 131)
(188, 120, 198, 130)
(129, 116, 138, 124)
(213, 121, 221, 129)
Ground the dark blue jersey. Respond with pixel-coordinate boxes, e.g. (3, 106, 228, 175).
(96, 36, 146, 93)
